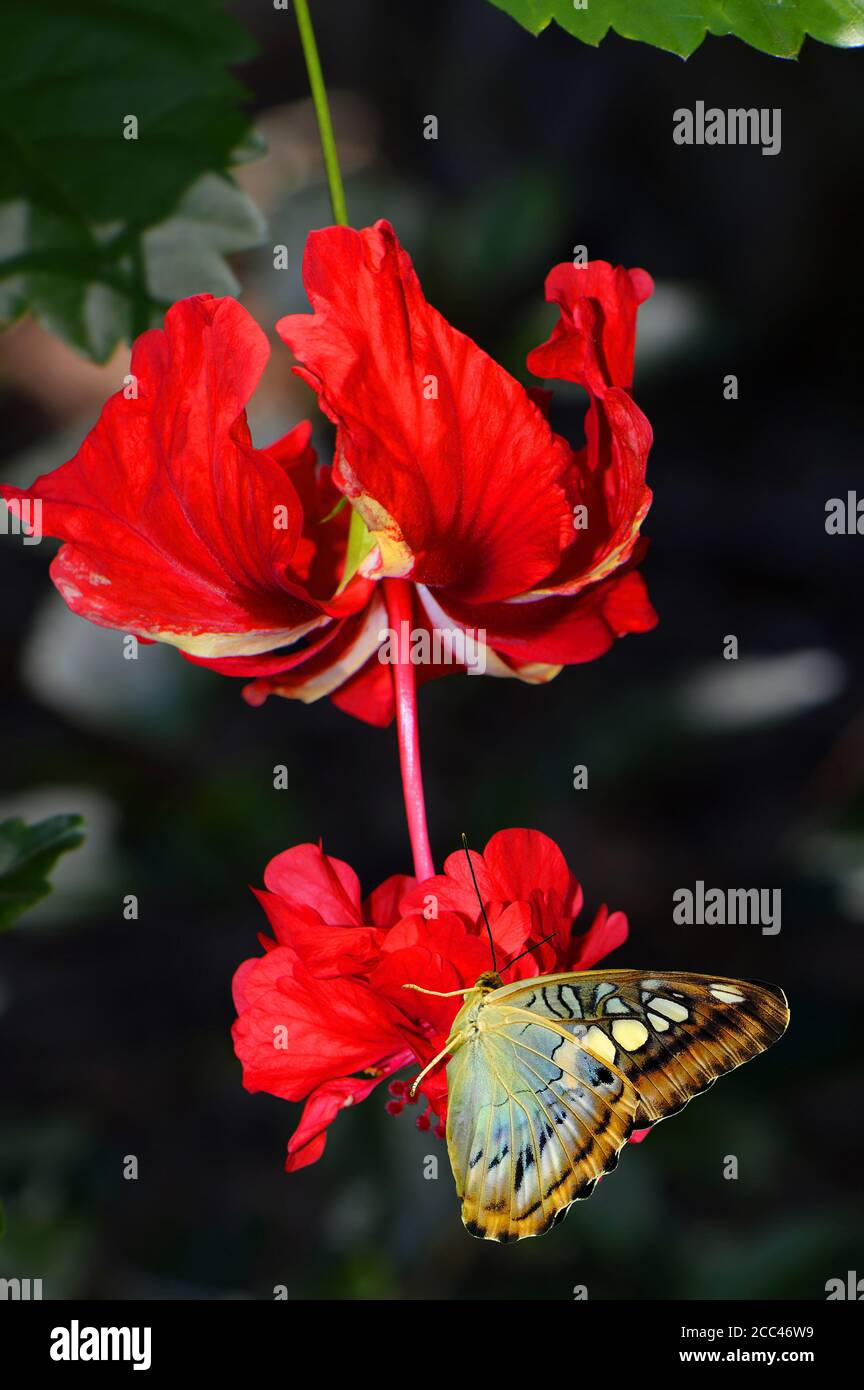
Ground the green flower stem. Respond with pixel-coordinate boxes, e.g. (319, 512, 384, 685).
(292, 0, 349, 226)
(293, 7, 436, 883)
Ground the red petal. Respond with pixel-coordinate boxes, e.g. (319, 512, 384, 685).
(285, 1064, 411, 1172)
(265, 426, 376, 613)
(600, 568, 658, 635)
(482, 829, 580, 914)
(240, 589, 388, 709)
(528, 260, 653, 394)
(2, 296, 322, 656)
(436, 567, 657, 669)
(265, 420, 317, 477)
(277, 221, 572, 604)
(373, 913, 490, 1035)
(380, 913, 491, 969)
(181, 615, 347, 677)
(569, 906, 629, 971)
(232, 946, 406, 1101)
(534, 391, 653, 599)
(254, 891, 383, 979)
(329, 649, 396, 726)
(487, 901, 535, 962)
(363, 873, 417, 927)
(264, 843, 363, 925)
(628, 1126, 652, 1145)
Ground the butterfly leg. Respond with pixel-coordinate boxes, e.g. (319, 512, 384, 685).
(401, 983, 475, 998)
(407, 1028, 468, 1098)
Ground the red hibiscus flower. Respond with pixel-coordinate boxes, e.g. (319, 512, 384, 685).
(231, 828, 633, 1172)
(1, 222, 656, 726)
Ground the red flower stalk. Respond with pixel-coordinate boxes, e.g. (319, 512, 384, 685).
(1, 222, 656, 730)
(231, 828, 638, 1172)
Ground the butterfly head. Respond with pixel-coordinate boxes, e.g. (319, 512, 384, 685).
(474, 971, 504, 993)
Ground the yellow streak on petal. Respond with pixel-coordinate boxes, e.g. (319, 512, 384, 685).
(143, 614, 328, 658)
(415, 586, 563, 686)
(266, 592, 388, 705)
(336, 452, 415, 580)
(354, 492, 414, 580)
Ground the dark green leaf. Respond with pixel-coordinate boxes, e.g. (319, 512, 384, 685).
(0, 0, 265, 360)
(488, 0, 864, 58)
(0, 814, 85, 931)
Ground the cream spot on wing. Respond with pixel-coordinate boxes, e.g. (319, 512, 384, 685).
(611, 1019, 649, 1051)
(550, 1038, 585, 1081)
(648, 997, 689, 1022)
(710, 985, 745, 1003)
(647, 1011, 670, 1032)
(585, 1025, 616, 1065)
(603, 997, 630, 1015)
(594, 982, 617, 1005)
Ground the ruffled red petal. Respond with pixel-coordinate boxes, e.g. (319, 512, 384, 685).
(277, 220, 573, 605)
(1, 296, 323, 657)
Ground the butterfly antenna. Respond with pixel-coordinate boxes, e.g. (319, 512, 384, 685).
(499, 929, 558, 976)
(461, 832, 498, 973)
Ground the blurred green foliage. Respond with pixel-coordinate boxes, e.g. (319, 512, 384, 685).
(0, 813, 84, 930)
(0, 0, 265, 360)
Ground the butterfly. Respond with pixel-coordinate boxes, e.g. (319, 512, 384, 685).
(403, 838, 790, 1243)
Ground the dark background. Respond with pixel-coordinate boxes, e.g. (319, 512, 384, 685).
(1, 0, 863, 1299)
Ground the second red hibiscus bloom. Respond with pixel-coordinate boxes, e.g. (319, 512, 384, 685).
(231, 828, 634, 1172)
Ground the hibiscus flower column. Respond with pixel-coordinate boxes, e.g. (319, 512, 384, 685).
(384, 579, 436, 881)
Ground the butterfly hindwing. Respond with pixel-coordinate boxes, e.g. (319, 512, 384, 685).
(446, 1003, 638, 1242)
(445, 969, 789, 1241)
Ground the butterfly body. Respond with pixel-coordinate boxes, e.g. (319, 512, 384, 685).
(436, 968, 789, 1242)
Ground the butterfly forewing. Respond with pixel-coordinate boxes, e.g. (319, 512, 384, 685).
(445, 969, 789, 1241)
(488, 970, 790, 1128)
